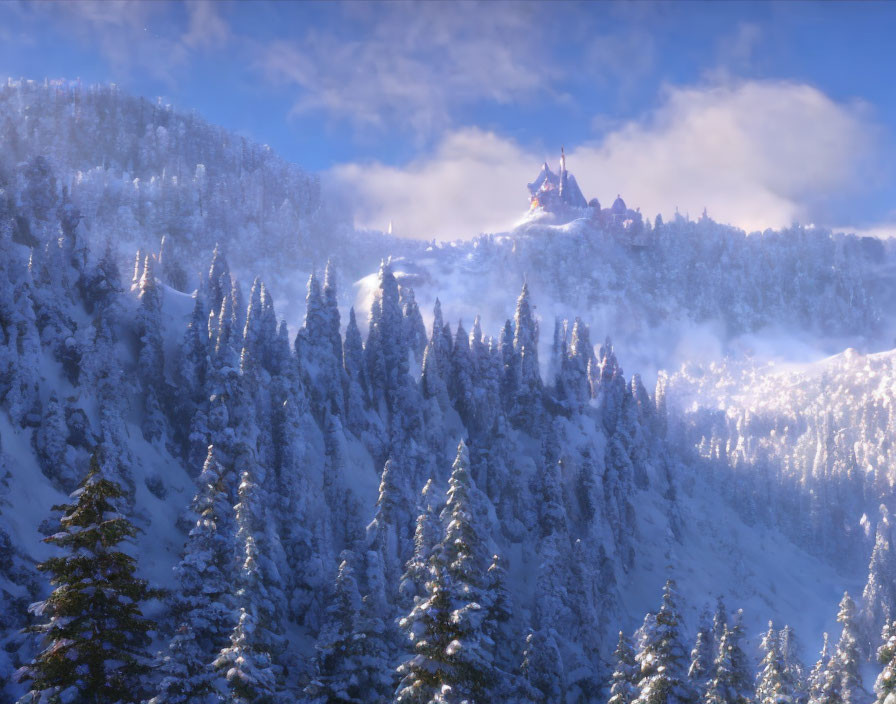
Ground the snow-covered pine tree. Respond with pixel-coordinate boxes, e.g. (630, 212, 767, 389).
(136, 253, 168, 442)
(609, 631, 639, 704)
(556, 317, 593, 413)
(549, 316, 566, 386)
(399, 478, 441, 609)
(713, 597, 729, 653)
(357, 548, 399, 702)
(595, 336, 627, 435)
(393, 440, 497, 704)
(365, 260, 409, 421)
(484, 553, 516, 676)
(863, 509, 896, 656)
(813, 658, 843, 704)
(517, 628, 565, 704)
(214, 446, 282, 703)
(421, 335, 449, 407)
(874, 620, 896, 704)
(469, 316, 488, 386)
(632, 580, 694, 704)
(705, 610, 753, 704)
(509, 283, 543, 431)
(322, 261, 345, 380)
(158, 234, 187, 292)
(756, 621, 785, 704)
(450, 320, 476, 428)
(688, 612, 714, 696)
(401, 285, 427, 368)
(206, 244, 230, 324)
(832, 592, 864, 704)
(343, 306, 369, 434)
(32, 391, 79, 491)
(536, 429, 567, 539)
(304, 551, 367, 704)
(779, 625, 807, 704)
(79, 239, 123, 314)
(239, 277, 265, 380)
(152, 445, 237, 704)
(180, 293, 209, 402)
(296, 270, 345, 420)
(16, 453, 157, 704)
(212, 608, 277, 704)
(367, 457, 409, 594)
(808, 634, 831, 704)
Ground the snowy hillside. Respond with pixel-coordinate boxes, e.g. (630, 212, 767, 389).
(666, 347, 896, 648)
(0, 196, 878, 704)
(3, 80, 894, 369)
(0, 80, 893, 704)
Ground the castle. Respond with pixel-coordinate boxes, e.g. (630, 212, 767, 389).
(527, 148, 643, 233)
(527, 147, 588, 212)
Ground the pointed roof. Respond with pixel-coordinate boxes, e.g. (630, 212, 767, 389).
(527, 161, 559, 196)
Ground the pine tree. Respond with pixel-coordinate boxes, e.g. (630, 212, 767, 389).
(484, 553, 515, 674)
(365, 260, 409, 418)
(158, 234, 187, 292)
(32, 391, 78, 491)
(305, 549, 394, 704)
(206, 244, 230, 329)
(633, 580, 694, 704)
(549, 316, 567, 385)
(450, 320, 475, 427)
(401, 285, 427, 367)
(808, 634, 831, 704)
(689, 613, 714, 696)
(756, 621, 785, 704)
(304, 552, 366, 704)
(358, 549, 399, 702)
(832, 593, 863, 704)
(518, 629, 564, 704)
(367, 457, 408, 592)
(779, 625, 807, 704)
(399, 479, 441, 608)
(556, 317, 593, 412)
(706, 610, 753, 704)
(16, 453, 158, 704)
(343, 306, 369, 434)
(296, 271, 344, 418)
(814, 660, 843, 704)
(863, 510, 896, 655)
(152, 446, 237, 704)
(509, 283, 543, 430)
(595, 337, 626, 434)
(393, 441, 496, 703)
(180, 293, 209, 404)
(610, 631, 639, 704)
(713, 597, 729, 653)
(136, 254, 168, 442)
(874, 620, 896, 704)
(215, 446, 282, 703)
(212, 609, 276, 704)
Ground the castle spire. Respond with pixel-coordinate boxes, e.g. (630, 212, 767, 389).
(560, 145, 566, 175)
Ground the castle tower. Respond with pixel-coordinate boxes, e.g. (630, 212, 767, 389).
(559, 146, 568, 199)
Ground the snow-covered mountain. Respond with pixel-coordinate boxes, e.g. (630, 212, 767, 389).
(3, 80, 892, 363)
(0, 80, 892, 704)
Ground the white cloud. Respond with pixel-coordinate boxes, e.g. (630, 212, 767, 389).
(255, 2, 566, 136)
(331, 80, 884, 239)
(25, 0, 230, 85)
(181, 1, 230, 51)
(328, 129, 535, 240)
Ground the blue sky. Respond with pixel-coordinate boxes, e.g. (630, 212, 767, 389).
(2, 0, 896, 239)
